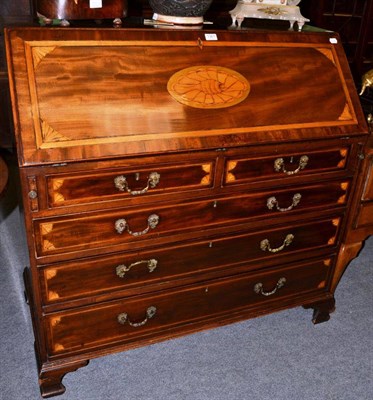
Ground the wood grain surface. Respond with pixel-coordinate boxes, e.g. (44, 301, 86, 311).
(5, 27, 368, 165)
(0, 156, 8, 196)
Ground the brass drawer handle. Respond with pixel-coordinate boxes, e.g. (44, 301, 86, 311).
(254, 277, 287, 296)
(274, 155, 309, 175)
(114, 172, 160, 195)
(260, 234, 294, 253)
(117, 306, 157, 328)
(116, 259, 158, 278)
(115, 214, 160, 236)
(267, 193, 302, 212)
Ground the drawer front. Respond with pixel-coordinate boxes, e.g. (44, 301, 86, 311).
(224, 148, 349, 185)
(46, 257, 332, 356)
(40, 218, 340, 303)
(46, 161, 215, 208)
(34, 182, 346, 257)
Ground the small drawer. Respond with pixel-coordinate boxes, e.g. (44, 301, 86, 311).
(46, 160, 215, 208)
(40, 217, 341, 304)
(46, 257, 332, 356)
(34, 181, 345, 258)
(224, 147, 349, 186)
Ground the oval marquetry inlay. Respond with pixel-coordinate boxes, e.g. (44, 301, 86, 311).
(167, 66, 250, 109)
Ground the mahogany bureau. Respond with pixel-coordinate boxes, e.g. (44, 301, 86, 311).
(5, 26, 372, 397)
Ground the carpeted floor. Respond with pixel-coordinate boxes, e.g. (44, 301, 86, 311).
(0, 155, 372, 400)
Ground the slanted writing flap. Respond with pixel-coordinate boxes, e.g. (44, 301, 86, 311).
(6, 28, 367, 165)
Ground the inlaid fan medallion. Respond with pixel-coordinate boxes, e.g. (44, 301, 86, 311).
(167, 66, 250, 109)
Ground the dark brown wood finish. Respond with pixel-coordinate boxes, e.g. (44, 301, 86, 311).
(0, 156, 9, 196)
(45, 259, 331, 358)
(330, 126, 373, 292)
(39, 234, 336, 309)
(5, 25, 372, 398)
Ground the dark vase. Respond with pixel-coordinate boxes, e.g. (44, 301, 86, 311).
(149, 0, 214, 24)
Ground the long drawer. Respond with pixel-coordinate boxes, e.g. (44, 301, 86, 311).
(46, 257, 332, 357)
(40, 217, 340, 304)
(34, 181, 348, 257)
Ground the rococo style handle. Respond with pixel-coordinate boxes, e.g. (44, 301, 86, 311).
(114, 172, 160, 195)
(274, 155, 309, 175)
(115, 214, 160, 236)
(254, 277, 287, 297)
(267, 193, 302, 212)
(117, 306, 157, 328)
(116, 259, 158, 278)
(260, 234, 294, 253)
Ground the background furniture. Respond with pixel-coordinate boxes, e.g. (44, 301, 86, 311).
(300, 0, 373, 80)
